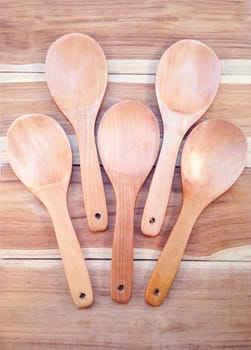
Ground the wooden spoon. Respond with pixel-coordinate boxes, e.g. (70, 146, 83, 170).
(145, 119, 247, 306)
(141, 39, 221, 236)
(98, 101, 160, 303)
(7, 114, 93, 308)
(46, 33, 108, 232)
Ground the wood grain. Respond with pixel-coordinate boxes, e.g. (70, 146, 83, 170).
(1, 81, 251, 136)
(1, 165, 251, 260)
(1, 1, 251, 62)
(1, 82, 251, 166)
(1, 0, 251, 347)
(0, 259, 251, 349)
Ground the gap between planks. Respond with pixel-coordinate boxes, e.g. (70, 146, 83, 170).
(1, 245, 251, 261)
(0, 59, 251, 84)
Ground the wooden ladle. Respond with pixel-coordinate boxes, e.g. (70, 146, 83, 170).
(7, 114, 93, 308)
(145, 119, 247, 306)
(46, 33, 108, 232)
(98, 101, 160, 303)
(141, 39, 221, 236)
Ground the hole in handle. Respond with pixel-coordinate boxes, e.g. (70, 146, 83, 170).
(153, 289, 160, 296)
(79, 292, 86, 299)
(149, 217, 155, 224)
(117, 284, 125, 292)
(95, 213, 101, 220)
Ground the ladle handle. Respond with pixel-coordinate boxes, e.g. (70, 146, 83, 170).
(78, 130, 108, 232)
(42, 185, 93, 308)
(141, 130, 182, 236)
(111, 186, 135, 303)
(145, 198, 200, 306)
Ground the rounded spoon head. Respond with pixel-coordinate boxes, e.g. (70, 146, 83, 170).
(181, 119, 247, 203)
(98, 101, 160, 188)
(45, 32, 107, 124)
(156, 39, 221, 117)
(7, 114, 72, 190)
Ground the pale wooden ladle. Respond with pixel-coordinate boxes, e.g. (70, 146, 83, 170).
(145, 119, 247, 306)
(46, 33, 108, 232)
(7, 114, 93, 308)
(98, 101, 160, 303)
(142, 39, 221, 236)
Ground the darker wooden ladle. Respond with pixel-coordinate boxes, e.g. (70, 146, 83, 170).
(145, 119, 247, 306)
(46, 33, 108, 232)
(141, 39, 221, 236)
(98, 101, 160, 303)
(7, 114, 93, 308)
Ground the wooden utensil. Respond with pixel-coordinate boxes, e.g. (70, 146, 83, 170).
(7, 114, 93, 308)
(98, 101, 160, 303)
(145, 119, 247, 306)
(141, 39, 221, 236)
(45, 33, 108, 232)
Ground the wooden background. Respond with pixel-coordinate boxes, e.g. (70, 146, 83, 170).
(1, 1, 251, 348)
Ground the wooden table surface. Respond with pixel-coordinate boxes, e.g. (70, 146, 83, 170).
(1, 1, 251, 349)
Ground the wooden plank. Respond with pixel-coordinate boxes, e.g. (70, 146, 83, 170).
(0, 259, 251, 349)
(2, 245, 251, 262)
(1, 59, 251, 75)
(0, 132, 249, 169)
(0, 134, 251, 168)
(1, 82, 251, 137)
(2, 134, 251, 167)
(1, 82, 251, 165)
(1, 1, 251, 62)
(0, 82, 251, 136)
(1, 165, 251, 260)
(0, 1, 250, 348)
